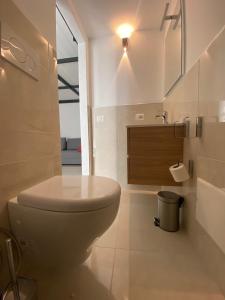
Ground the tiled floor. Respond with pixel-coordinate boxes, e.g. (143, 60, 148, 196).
(34, 191, 225, 299)
(62, 165, 82, 175)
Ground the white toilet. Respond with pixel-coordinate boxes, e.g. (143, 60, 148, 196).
(8, 175, 121, 270)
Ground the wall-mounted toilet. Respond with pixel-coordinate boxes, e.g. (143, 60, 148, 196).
(8, 176, 121, 271)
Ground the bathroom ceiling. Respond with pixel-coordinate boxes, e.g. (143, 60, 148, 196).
(72, 0, 169, 38)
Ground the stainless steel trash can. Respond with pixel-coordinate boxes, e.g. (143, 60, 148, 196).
(154, 191, 184, 232)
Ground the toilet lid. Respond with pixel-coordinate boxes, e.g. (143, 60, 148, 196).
(17, 176, 121, 212)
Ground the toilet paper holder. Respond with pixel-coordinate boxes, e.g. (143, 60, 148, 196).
(179, 160, 194, 176)
(170, 160, 194, 182)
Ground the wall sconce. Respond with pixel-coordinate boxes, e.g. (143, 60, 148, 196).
(117, 24, 134, 52)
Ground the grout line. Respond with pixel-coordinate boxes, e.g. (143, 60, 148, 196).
(0, 154, 58, 168)
(197, 155, 225, 164)
(94, 245, 116, 250)
(109, 248, 116, 293)
(109, 202, 121, 293)
(126, 190, 158, 195)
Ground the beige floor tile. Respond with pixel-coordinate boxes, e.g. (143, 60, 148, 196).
(36, 246, 116, 300)
(111, 249, 129, 300)
(21, 191, 224, 300)
(85, 246, 115, 290)
(120, 190, 131, 204)
(96, 222, 118, 248)
(116, 193, 192, 254)
(131, 287, 225, 300)
(112, 249, 224, 300)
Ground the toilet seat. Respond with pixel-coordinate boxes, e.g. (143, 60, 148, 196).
(17, 176, 121, 213)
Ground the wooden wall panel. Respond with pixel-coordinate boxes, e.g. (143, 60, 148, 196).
(127, 126, 184, 186)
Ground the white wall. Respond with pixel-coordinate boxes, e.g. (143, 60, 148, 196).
(59, 103, 81, 138)
(91, 30, 165, 108)
(185, 0, 225, 72)
(12, 0, 56, 47)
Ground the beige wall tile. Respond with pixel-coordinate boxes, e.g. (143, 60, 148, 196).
(190, 220, 225, 295)
(197, 121, 225, 161)
(0, 156, 56, 198)
(0, 0, 60, 288)
(0, 0, 49, 70)
(199, 30, 225, 119)
(163, 27, 225, 295)
(94, 106, 118, 180)
(0, 61, 59, 134)
(0, 131, 59, 165)
(197, 157, 225, 188)
(164, 62, 199, 137)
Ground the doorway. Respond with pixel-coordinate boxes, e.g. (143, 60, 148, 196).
(56, 5, 81, 175)
(56, 1, 92, 175)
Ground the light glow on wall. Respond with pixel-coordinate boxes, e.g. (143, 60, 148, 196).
(117, 24, 134, 53)
(0, 64, 5, 76)
(0, 68, 4, 76)
(117, 24, 134, 39)
(218, 100, 225, 122)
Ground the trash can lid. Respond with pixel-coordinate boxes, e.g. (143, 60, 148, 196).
(157, 191, 181, 204)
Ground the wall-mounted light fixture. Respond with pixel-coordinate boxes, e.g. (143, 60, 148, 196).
(117, 24, 134, 52)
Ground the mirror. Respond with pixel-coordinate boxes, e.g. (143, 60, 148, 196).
(164, 0, 185, 96)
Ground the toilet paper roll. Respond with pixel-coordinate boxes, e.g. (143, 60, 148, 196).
(169, 163, 190, 182)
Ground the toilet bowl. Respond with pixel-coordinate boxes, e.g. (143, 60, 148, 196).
(8, 175, 121, 271)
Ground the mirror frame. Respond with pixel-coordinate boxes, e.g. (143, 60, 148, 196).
(164, 0, 186, 97)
